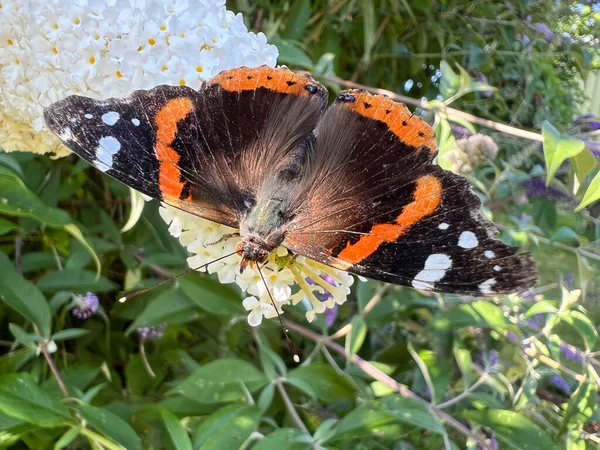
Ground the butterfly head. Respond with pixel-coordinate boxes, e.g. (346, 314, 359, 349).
(236, 238, 271, 273)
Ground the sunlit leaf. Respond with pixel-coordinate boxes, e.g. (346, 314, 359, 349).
(167, 359, 268, 403)
(72, 402, 142, 450)
(464, 409, 558, 450)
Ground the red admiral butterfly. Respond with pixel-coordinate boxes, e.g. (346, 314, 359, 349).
(44, 65, 536, 296)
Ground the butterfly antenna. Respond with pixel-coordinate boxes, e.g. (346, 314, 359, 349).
(119, 251, 237, 303)
(257, 263, 300, 363)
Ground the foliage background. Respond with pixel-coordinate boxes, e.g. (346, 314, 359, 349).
(1, 1, 600, 449)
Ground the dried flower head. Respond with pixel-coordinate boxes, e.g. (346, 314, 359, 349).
(445, 134, 499, 175)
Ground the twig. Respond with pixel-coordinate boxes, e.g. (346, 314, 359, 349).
(139, 338, 156, 378)
(80, 427, 125, 450)
(285, 320, 492, 450)
(275, 380, 318, 450)
(41, 341, 70, 398)
(313, 74, 544, 143)
(33, 324, 70, 398)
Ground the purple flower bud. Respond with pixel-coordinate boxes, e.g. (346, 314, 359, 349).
(549, 374, 571, 395)
(325, 304, 338, 327)
(527, 313, 545, 330)
(522, 178, 574, 203)
(489, 350, 499, 367)
(559, 343, 584, 365)
(306, 273, 336, 302)
(531, 23, 554, 42)
(450, 124, 473, 140)
(519, 289, 536, 300)
(72, 292, 99, 320)
(137, 323, 167, 341)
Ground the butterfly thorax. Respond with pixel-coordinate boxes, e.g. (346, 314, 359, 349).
(237, 195, 291, 272)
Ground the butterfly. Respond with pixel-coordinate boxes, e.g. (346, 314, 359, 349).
(44, 65, 536, 296)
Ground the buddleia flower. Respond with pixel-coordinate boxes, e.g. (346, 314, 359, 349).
(0, 0, 277, 156)
(161, 206, 354, 325)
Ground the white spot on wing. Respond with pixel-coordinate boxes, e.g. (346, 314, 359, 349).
(484, 250, 495, 259)
(131, 118, 140, 126)
(411, 253, 452, 291)
(102, 111, 120, 125)
(94, 136, 121, 172)
(70, 117, 77, 123)
(458, 231, 478, 249)
(84, 113, 93, 119)
(479, 278, 497, 294)
(438, 223, 449, 230)
(57, 127, 73, 141)
(493, 265, 502, 272)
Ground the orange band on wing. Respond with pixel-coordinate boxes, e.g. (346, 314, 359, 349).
(340, 90, 437, 154)
(210, 66, 316, 96)
(335, 175, 442, 267)
(154, 97, 194, 199)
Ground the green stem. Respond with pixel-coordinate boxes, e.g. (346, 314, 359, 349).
(80, 427, 124, 450)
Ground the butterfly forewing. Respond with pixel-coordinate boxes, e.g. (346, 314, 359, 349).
(44, 66, 329, 228)
(284, 89, 536, 295)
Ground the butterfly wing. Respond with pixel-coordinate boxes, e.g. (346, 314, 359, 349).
(44, 66, 328, 227)
(284, 89, 536, 295)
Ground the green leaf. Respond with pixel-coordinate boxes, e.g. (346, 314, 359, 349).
(549, 226, 580, 245)
(331, 396, 445, 442)
(0, 169, 71, 226)
(440, 60, 461, 99)
(259, 345, 287, 380)
(525, 302, 558, 317)
(345, 315, 367, 360)
(54, 426, 82, 449)
(167, 358, 268, 403)
(0, 373, 71, 427)
(63, 224, 101, 276)
(121, 187, 146, 233)
(558, 382, 597, 437)
(178, 273, 243, 316)
(542, 121, 585, 184)
(192, 404, 260, 450)
(51, 328, 91, 342)
(72, 402, 142, 450)
(575, 169, 600, 211)
(270, 37, 313, 69)
(571, 147, 597, 193)
(253, 428, 312, 450)
(463, 409, 558, 450)
(287, 363, 356, 402)
(0, 252, 51, 336)
(0, 218, 19, 236)
(282, 0, 311, 41)
(161, 409, 193, 450)
(434, 301, 511, 331)
(125, 288, 198, 334)
(562, 311, 598, 349)
(360, 0, 376, 65)
(36, 270, 117, 294)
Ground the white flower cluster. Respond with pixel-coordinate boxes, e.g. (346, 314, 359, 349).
(0, 0, 278, 156)
(160, 206, 354, 325)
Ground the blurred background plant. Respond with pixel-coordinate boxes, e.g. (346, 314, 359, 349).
(0, 0, 599, 449)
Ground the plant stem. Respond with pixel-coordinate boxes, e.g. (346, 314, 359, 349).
(33, 325, 70, 398)
(80, 427, 124, 450)
(275, 380, 318, 450)
(285, 320, 492, 450)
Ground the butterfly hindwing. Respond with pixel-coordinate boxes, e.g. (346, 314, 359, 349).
(44, 66, 328, 227)
(284, 89, 536, 295)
